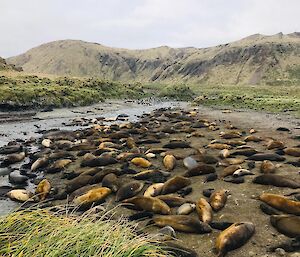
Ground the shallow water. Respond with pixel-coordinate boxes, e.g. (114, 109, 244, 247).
(0, 100, 189, 215)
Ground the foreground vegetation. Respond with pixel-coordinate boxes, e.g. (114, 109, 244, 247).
(0, 208, 166, 257)
(192, 84, 300, 117)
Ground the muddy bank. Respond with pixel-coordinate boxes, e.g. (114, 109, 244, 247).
(0, 102, 300, 257)
(0, 100, 188, 215)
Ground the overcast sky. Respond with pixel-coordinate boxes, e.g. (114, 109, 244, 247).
(0, 0, 299, 57)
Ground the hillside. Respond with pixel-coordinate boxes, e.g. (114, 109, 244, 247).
(7, 32, 300, 85)
(0, 57, 22, 72)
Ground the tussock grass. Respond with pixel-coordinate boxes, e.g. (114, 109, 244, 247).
(0, 208, 167, 257)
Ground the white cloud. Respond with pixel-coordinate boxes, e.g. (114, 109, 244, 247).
(0, 0, 299, 57)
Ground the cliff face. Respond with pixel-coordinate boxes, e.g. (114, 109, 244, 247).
(7, 32, 300, 84)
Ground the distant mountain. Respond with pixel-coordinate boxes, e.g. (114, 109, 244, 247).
(7, 32, 300, 85)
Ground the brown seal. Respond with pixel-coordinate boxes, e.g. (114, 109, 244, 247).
(153, 215, 212, 234)
(259, 193, 300, 215)
(161, 176, 191, 195)
(196, 198, 213, 223)
(215, 222, 255, 257)
(210, 189, 228, 212)
(123, 196, 171, 214)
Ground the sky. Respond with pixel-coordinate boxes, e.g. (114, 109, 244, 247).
(0, 0, 299, 57)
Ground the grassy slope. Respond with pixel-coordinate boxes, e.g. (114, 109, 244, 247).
(192, 84, 300, 117)
(7, 33, 300, 85)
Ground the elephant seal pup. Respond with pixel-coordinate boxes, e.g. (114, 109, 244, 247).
(196, 198, 213, 223)
(7, 189, 33, 202)
(177, 203, 196, 215)
(253, 174, 300, 189)
(130, 157, 152, 168)
(31, 157, 49, 172)
(248, 153, 285, 162)
(259, 193, 300, 215)
(157, 194, 191, 207)
(153, 215, 212, 234)
(163, 155, 176, 171)
(284, 148, 300, 157)
(35, 179, 51, 201)
(1, 152, 26, 167)
(260, 160, 276, 173)
(270, 215, 300, 238)
(73, 187, 111, 208)
(81, 156, 117, 167)
(101, 173, 120, 192)
(219, 165, 242, 178)
(133, 170, 170, 183)
(115, 181, 144, 202)
(65, 175, 93, 193)
(215, 222, 255, 257)
(163, 141, 191, 149)
(161, 176, 191, 195)
(46, 159, 72, 173)
(210, 189, 228, 212)
(123, 196, 171, 215)
(144, 183, 164, 197)
(184, 164, 216, 177)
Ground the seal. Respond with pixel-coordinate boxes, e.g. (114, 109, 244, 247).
(123, 196, 171, 214)
(101, 173, 120, 192)
(184, 164, 216, 177)
(31, 157, 49, 172)
(284, 148, 300, 157)
(215, 222, 255, 257)
(1, 152, 26, 167)
(161, 176, 191, 195)
(157, 194, 191, 207)
(270, 215, 300, 238)
(7, 189, 33, 202)
(115, 180, 144, 201)
(46, 159, 72, 173)
(259, 193, 300, 215)
(210, 189, 228, 212)
(163, 155, 176, 171)
(73, 187, 111, 207)
(81, 156, 117, 167)
(163, 141, 191, 149)
(244, 135, 263, 142)
(131, 157, 152, 168)
(260, 160, 276, 173)
(133, 169, 170, 182)
(219, 165, 242, 178)
(144, 183, 164, 197)
(65, 175, 93, 193)
(196, 198, 213, 223)
(35, 179, 51, 201)
(153, 215, 212, 234)
(177, 203, 196, 215)
(253, 174, 300, 189)
(248, 153, 285, 162)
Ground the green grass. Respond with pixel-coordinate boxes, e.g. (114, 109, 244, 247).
(0, 208, 167, 257)
(0, 75, 148, 109)
(191, 84, 300, 117)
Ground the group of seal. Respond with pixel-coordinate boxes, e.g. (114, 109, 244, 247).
(0, 107, 300, 257)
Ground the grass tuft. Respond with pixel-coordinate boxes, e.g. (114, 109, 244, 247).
(0, 208, 167, 257)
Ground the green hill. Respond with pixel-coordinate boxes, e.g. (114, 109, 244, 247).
(7, 32, 300, 85)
